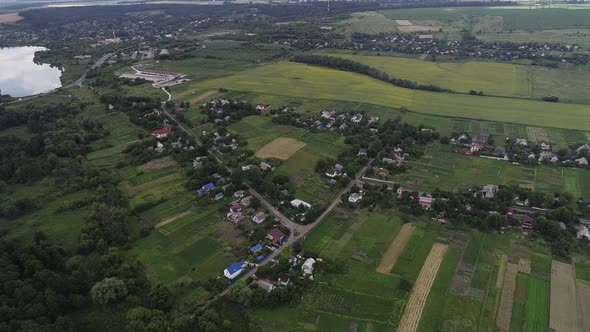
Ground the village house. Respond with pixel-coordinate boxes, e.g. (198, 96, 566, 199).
(482, 184, 498, 199)
(419, 196, 433, 209)
(255, 103, 265, 111)
(259, 161, 272, 171)
(250, 243, 263, 254)
(575, 157, 588, 166)
(241, 196, 253, 207)
(357, 149, 367, 157)
(576, 144, 589, 154)
(267, 228, 285, 244)
(234, 190, 245, 198)
(520, 215, 535, 230)
(577, 225, 590, 240)
(515, 138, 528, 146)
(198, 182, 215, 196)
(224, 261, 246, 279)
(230, 203, 242, 213)
(538, 140, 551, 151)
(278, 273, 290, 286)
(478, 132, 490, 144)
(325, 168, 340, 178)
(348, 193, 362, 204)
(351, 113, 363, 123)
(214, 192, 224, 200)
(470, 143, 482, 153)
(252, 211, 266, 224)
(302, 258, 316, 275)
(255, 279, 275, 293)
(152, 125, 173, 138)
(226, 211, 242, 223)
(155, 142, 165, 154)
(290, 199, 311, 209)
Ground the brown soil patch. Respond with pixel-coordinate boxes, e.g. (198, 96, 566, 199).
(123, 174, 181, 195)
(496, 256, 531, 332)
(550, 260, 580, 332)
(398, 243, 448, 332)
(140, 156, 177, 171)
(395, 20, 412, 26)
(496, 263, 518, 332)
(576, 282, 590, 331)
(155, 211, 191, 229)
(398, 25, 436, 33)
(255, 137, 306, 160)
(376, 223, 415, 274)
(189, 90, 218, 104)
(418, 54, 428, 60)
(0, 13, 23, 24)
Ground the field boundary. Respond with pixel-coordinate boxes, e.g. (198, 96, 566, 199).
(376, 223, 416, 274)
(398, 242, 448, 332)
(155, 210, 191, 230)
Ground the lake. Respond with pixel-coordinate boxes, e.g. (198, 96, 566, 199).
(0, 46, 62, 97)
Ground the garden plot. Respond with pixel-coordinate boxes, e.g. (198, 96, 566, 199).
(255, 137, 306, 160)
(398, 243, 448, 332)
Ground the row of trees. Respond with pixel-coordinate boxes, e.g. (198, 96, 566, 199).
(290, 55, 452, 93)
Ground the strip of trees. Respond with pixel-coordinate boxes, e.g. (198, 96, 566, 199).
(290, 55, 453, 93)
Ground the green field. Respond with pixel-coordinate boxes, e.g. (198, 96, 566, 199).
(392, 225, 437, 281)
(127, 203, 242, 283)
(326, 53, 530, 98)
(525, 277, 550, 332)
(198, 61, 590, 131)
(336, 11, 398, 35)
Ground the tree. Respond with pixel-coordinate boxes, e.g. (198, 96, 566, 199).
(91, 277, 128, 305)
(227, 281, 253, 306)
(126, 307, 175, 332)
(148, 284, 173, 311)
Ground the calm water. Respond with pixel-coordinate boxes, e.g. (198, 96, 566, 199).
(0, 46, 62, 97)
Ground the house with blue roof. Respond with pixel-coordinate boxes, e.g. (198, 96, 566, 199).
(256, 255, 265, 262)
(202, 183, 215, 191)
(224, 261, 246, 279)
(250, 243, 263, 253)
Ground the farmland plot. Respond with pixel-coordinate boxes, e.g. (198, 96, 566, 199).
(398, 243, 448, 332)
(376, 223, 415, 274)
(549, 260, 579, 332)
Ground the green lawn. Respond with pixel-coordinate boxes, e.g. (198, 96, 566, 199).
(198, 61, 590, 131)
(127, 203, 241, 283)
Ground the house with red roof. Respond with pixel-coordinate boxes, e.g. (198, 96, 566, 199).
(152, 125, 173, 138)
(267, 228, 285, 244)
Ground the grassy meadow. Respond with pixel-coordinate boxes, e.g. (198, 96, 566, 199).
(197, 61, 590, 131)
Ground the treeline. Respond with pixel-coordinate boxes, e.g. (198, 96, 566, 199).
(290, 55, 452, 93)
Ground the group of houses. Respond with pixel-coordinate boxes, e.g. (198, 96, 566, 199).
(454, 132, 589, 167)
(223, 227, 287, 282)
(225, 190, 268, 224)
